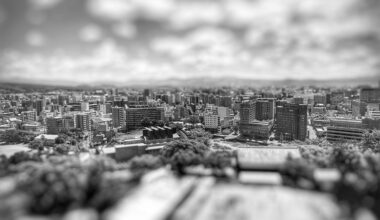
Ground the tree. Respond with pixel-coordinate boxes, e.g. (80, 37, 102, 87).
(362, 130, 380, 153)
(55, 136, 66, 144)
(70, 139, 77, 146)
(8, 151, 42, 165)
(233, 125, 239, 135)
(29, 139, 45, 150)
(129, 155, 164, 174)
(153, 120, 165, 127)
(141, 117, 152, 127)
(204, 151, 234, 169)
(160, 139, 209, 173)
(54, 144, 71, 155)
(187, 116, 200, 125)
(329, 143, 365, 173)
(1, 130, 34, 144)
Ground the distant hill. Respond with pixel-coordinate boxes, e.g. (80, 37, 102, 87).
(0, 75, 379, 90)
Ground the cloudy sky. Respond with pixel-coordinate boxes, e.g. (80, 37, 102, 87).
(0, 0, 379, 86)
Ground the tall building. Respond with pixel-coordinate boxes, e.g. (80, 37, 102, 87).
(362, 118, 380, 130)
(174, 105, 189, 120)
(331, 92, 344, 105)
(239, 101, 273, 139)
(35, 99, 45, 116)
(240, 101, 256, 124)
(46, 117, 64, 134)
(256, 99, 275, 120)
(204, 113, 219, 130)
(217, 106, 230, 120)
(293, 97, 304, 105)
(314, 94, 326, 105)
(63, 115, 76, 130)
(220, 96, 232, 108)
(143, 89, 151, 98)
(112, 107, 126, 129)
(21, 111, 37, 122)
(351, 100, 367, 117)
(275, 103, 307, 141)
(125, 107, 164, 131)
(58, 95, 69, 106)
(360, 88, 380, 103)
(76, 113, 91, 131)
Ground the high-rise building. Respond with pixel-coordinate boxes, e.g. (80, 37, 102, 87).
(351, 100, 367, 117)
(76, 113, 91, 131)
(331, 91, 345, 105)
(314, 94, 326, 105)
(362, 118, 380, 130)
(220, 96, 232, 108)
(190, 95, 200, 104)
(58, 95, 69, 106)
(174, 105, 189, 120)
(256, 99, 275, 120)
(360, 88, 380, 103)
(35, 99, 45, 116)
(125, 107, 164, 131)
(275, 103, 307, 141)
(293, 97, 304, 105)
(46, 117, 64, 134)
(63, 115, 76, 130)
(112, 107, 126, 129)
(240, 101, 256, 124)
(143, 89, 150, 98)
(21, 111, 37, 122)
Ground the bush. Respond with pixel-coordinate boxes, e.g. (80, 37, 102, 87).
(29, 139, 45, 150)
(8, 156, 136, 215)
(0, 130, 35, 144)
(129, 155, 165, 174)
(160, 139, 209, 173)
(204, 151, 234, 169)
(55, 144, 71, 155)
(7, 151, 42, 165)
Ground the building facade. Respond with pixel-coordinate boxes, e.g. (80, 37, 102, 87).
(275, 104, 307, 141)
(125, 107, 164, 131)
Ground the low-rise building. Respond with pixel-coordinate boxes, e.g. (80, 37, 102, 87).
(143, 126, 174, 140)
(114, 143, 147, 162)
(326, 126, 364, 142)
(240, 120, 273, 140)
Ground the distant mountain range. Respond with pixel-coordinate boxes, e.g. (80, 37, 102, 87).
(0, 76, 379, 90)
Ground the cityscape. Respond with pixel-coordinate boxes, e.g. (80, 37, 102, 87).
(1, 0, 380, 220)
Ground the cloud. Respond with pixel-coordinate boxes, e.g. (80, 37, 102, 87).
(0, 6, 6, 25)
(1, 0, 379, 85)
(28, 0, 62, 10)
(112, 22, 137, 39)
(25, 30, 46, 47)
(79, 24, 103, 42)
(169, 1, 224, 30)
(87, 0, 135, 21)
